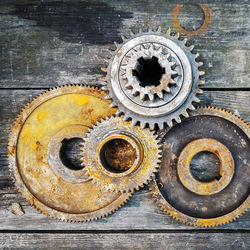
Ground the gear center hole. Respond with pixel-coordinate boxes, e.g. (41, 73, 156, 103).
(132, 56, 165, 87)
(60, 138, 84, 171)
(190, 151, 222, 182)
(100, 138, 137, 173)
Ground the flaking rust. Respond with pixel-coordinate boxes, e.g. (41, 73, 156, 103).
(151, 106, 250, 227)
(8, 85, 133, 222)
(82, 116, 162, 193)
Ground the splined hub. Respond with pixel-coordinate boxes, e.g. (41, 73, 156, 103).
(151, 107, 250, 227)
(104, 28, 205, 129)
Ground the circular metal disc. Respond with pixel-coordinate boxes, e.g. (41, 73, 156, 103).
(151, 107, 250, 227)
(8, 85, 132, 222)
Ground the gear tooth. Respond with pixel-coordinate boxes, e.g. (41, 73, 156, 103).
(101, 67, 107, 72)
(194, 97, 200, 103)
(114, 41, 118, 48)
(121, 34, 126, 41)
(158, 123, 164, 130)
(149, 123, 155, 130)
(198, 61, 204, 67)
(131, 119, 138, 126)
(182, 110, 189, 118)
(167, 120, 173, 127)
(104, 94, 111, 100)
(129, 30, 134, 36)
(148, 93, 154, 101)
(139, 92, 146, 100)
(183, 38, 188, 44)
(189, 45, 194, 51)
(139, 27, 142, 33)
(140, 121, 146, 129)
(166, 52, 171, 59)
(104, 57, 109, 62)
(195, 53, 200, 59)
(166, 28, 171, 35)
(157, 25, 162, 33)
(157, 91, 164, 99)
(115, 109, 122, 116)
(101, 86, 108, 91)
(199, 80, 206, 86)
(148, 26, 153, 32)
(175, 116, 181, 123)
(189, 104, 196, 110)
(175, 32, 180, 39)
(109, 102, 117, 108)
(197, 89, 204, 95)
(200, 71, 205, 76)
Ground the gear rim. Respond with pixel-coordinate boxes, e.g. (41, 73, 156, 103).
(8, 85, 132, 222)
(103, 27, 205, 129)
(82, 116, 162, 193)
(151, 106, 250, 227)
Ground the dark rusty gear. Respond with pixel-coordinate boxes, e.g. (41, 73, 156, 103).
(82, 116, 162, 193)
(8, 85, 133, 222)
(151, 107, 250, 227)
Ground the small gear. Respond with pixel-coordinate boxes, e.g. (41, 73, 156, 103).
(102, 27, 205, 129)
(82, 116, 162, 193)
(8, 85, 132, 222)
(151, 107, 250, 227)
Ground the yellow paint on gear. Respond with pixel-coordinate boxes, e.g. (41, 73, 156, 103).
(151, 106, 250, 227)
(8, 85, 133, 222)
(82, 116, 162, 193)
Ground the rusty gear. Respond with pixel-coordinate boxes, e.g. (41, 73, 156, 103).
(151, 107, 250, 227)
(8, 85, 132, 222)
(102, 27, 205, 129)
(82, 116, 162, 193)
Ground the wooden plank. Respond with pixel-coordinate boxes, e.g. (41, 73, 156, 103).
(0, 89, 249, 230)
(0, 0, 249, 89)
(0, 232, 250, 249)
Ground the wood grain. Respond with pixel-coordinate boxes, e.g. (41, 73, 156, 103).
(0, 232, 250, 249)
(0, 0, 249, 89)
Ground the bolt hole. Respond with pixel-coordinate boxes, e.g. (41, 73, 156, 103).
(60, 138, 84, 171)
(99, 138, 137, 173)
(132, 56, 165, 87)
(190, 151, 221, 183)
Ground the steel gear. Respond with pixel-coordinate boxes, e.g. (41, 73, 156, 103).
(8, 85, 132, 222)
(151, 107, 250, 227)
(102, 27, 205, 129)
(82, 116, 162, 193)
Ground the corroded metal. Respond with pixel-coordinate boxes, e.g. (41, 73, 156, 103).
(8, 85, 132, 222)
(151, 106, 250, 227)
(173, 4, 211, 37)
(82, 116, 162, 193)
(103, 27, 204, 129)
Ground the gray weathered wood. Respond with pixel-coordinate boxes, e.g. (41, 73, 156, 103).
(0, 232, 250, 249)
(0, 0, 249, 89)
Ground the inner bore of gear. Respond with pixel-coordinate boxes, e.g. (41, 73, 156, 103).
(119, 42, 182, 107)
(59, 137, 84, 171)
(99, 138, 137, 173)
(190, 151, 221, 182)
(132, 56, 165, 88)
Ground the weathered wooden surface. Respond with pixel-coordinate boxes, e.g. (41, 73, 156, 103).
(0, 0, 249, 249)
(1, 232, 250, 249)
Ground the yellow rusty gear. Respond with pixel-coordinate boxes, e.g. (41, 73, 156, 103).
(8, 85, 133, 222)
(82, 116, 162, 193)
(151, 106, 250, 227)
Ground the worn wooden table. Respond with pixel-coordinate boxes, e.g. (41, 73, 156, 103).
(0, 0, 250, 249)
